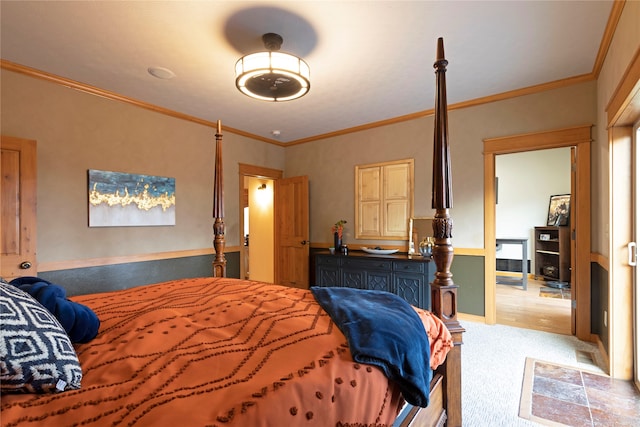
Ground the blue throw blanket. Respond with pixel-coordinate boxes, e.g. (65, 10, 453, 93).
(10, 277, 100, 343)
(310, 286, 431, 407)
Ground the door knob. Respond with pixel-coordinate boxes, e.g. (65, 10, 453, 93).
(20, 261, 32, 269)
(300, 240, 308, 245)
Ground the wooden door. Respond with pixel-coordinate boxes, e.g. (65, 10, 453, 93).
(633, 124, 639, 389)
(274, 176, 309, 288)
(570, 147, 577, 335)
(1, 135, 37, 280)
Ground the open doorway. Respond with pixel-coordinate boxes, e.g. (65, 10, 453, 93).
(483, 125, 592, 341)
(495, 148, 573, 335)
(238, 164, 310, 288)
(243, 176, 275, 282)
(238, 164, 283, 283)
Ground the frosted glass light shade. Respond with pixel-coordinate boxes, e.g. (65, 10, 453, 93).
(235, 51, 310, 102)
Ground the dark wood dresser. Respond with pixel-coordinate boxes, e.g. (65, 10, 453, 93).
(313, 250, 434, 310)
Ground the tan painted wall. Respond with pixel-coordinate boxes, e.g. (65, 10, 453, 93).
(286, 81, 597, 249)
(3, 1, 637, 267)
(0, 70, 285, 264)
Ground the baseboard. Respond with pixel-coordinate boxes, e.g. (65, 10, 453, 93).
(595, 335, 610, 375)
(458, 312, 486, 323)
(495, 271, 535, 280)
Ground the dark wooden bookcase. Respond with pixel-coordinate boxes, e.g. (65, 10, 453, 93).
(534, 226, 571, 284)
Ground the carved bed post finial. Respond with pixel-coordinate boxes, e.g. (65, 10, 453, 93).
(213, 120, 227, 277)
(430, 38, 462, 329)
(431, 37, 464, 427)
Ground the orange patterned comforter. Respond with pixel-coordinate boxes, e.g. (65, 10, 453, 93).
(1, 277, 452, 426)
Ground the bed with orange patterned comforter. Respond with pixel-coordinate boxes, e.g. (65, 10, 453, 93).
(1, 277, 452, 427)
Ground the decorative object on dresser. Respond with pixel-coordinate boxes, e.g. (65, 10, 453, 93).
(331, 219, 347, 252)
(408, 216, 433, 255)
(360, 247, 399, 255)
(419, 236, 435, 257)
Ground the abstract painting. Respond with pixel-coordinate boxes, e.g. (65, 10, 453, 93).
(88, 169, 175, 227)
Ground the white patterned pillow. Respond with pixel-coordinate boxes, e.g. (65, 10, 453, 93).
(0, 283, 82, 393)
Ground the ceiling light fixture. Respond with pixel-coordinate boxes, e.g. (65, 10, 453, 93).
(235, 33, 310, 102)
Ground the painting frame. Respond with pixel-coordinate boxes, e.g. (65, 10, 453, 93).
(546, 194, 570, 226)
(88, 169, 176, 227)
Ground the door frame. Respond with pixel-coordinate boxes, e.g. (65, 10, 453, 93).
(483, 125, 592, 341)
(633, 122, 639, 389)
(606, 47, 639, 380)
(238, 163, 283, 281)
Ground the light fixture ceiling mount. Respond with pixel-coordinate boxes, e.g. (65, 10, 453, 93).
(235, 33, 310, 102)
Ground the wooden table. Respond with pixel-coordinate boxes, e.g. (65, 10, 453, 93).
(496, 237, 528, 290)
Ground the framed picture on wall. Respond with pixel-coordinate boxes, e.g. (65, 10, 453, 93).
(88, 169, 176, 227)
(547, 194, 570, 226)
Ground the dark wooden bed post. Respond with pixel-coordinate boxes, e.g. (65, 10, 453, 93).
(431, 37, 464, 427)
(212, 120, 227, 277)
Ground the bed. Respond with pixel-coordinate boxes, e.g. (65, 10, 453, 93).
(1, 38, 464, 427)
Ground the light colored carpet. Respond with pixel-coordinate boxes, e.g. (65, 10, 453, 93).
(461, 320, 604, 426)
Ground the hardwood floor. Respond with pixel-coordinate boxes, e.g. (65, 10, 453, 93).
(496, 277, 572, 335)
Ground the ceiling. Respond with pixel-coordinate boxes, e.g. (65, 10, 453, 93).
(0, 1, 614, 144)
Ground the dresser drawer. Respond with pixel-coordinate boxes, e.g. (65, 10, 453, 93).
(313, 252, 433, 310)
(342, 257, 392, 271)
(316, 255, 339, 266)
(393, 261, 424, 273)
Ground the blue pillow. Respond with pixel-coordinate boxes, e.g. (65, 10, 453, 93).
(9, 277, 99, 343)
(0, 283, 82, 393)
